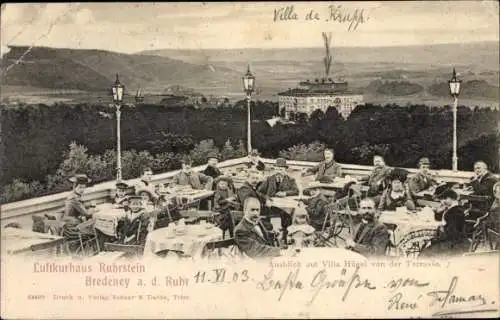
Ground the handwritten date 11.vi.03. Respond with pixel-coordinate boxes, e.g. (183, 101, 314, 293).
(194, 268, 250, 284)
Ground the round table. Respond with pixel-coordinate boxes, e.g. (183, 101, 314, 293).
(143, 224, 222, 258)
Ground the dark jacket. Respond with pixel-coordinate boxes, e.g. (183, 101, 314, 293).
(234, 218, 280, 258)
(213, 188, 236, 212)
(434, 205, 466, 245)
(62, 191, 92, 222)
(257, 174, 299, 198)
(172, 171, 212, 190)
(349, 221, 390, 257)
(303, 194, 329, 230)
(203, 165, 222, 179)
(421, 205, 468, 257)
(469, 172, 498, 201)
(362, 166, 392, 196)
(237, 182, 266, 206)
(408, 172, 438, 196)
(307, 161, 342, 182)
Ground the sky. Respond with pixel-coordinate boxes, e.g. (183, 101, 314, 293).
(1, 1, 499, 56)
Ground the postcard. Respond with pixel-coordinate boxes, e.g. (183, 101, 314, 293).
(1, 1, 499, 319)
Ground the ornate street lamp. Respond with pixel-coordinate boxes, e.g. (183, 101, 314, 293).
(448, 68, 461, 171)
(242, 65, 255, 154)
(111, 74, 125, 181)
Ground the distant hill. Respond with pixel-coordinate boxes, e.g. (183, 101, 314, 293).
(1, 46, 241, 92)
(374, 81, 424, 96)
(428, 80, 499, 99)
(140, 41, 499, 70)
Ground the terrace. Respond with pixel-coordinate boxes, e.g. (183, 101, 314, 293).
(0, 156, 476, 229)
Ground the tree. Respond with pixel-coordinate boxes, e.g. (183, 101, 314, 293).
(220, 138, 235, 160)
(279, 141, 325, 162)
(235, 139, 247, 158)
(189, 139, 219, 165)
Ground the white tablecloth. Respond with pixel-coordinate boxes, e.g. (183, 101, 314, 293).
(379, 210, 441, 245)
(93, 203, 127, 237)
(143, 224, 222, 257)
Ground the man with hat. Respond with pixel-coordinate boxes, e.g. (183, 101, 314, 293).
(420, 189, 468, 257)
(117, 195, 151, 244)
(62, 174, 94, 223)
(408, 157, 439, 198)
(114, 182, 131, 208)
(172, 156, 213, 190)
(303, 148, 342, 183)
(202, 152, 222, 179)
(257, 158, 299, 241)
(246, 149, 266, 171)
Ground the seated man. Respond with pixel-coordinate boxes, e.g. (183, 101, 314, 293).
(301, 186, 329, 231)
(117, 196, 151, 244)
(234, 197, 281, 258)
(378, 168, 416, 211)
(172, 156, 213, 190)
(420, 189, 468, 257)
(246, 149, 266, 171)
(237, 172, 266, 207)
(358, 155, 392, 201)
(408, 157, 439, 198)
(303, 148, 342, 183)
(113, 182, 132, 208)
(257, 158, 299, 239)
(202, 152, 222, 179)
(345, 198, 390, 257)
(467, 161, 499, 216)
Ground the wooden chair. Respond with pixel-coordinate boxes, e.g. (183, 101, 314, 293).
(465, 211, 489, 252)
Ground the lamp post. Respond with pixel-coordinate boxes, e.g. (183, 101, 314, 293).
(242, 65, 255, 154)
(448, 68, 461, 171)
(111, 74, 125, 182)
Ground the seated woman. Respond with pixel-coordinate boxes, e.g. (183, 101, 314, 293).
(420, 189, 468, 257)
(213, 176, 239, 238)
(117, 196, 151, 244)
(286, 206, 316, 249)
(136, 188, 156, 211)
(61, 174, 95, 241)
(378, 168, 416, 211)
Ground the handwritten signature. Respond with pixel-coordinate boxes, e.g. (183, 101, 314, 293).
(387, 276, 497, 316)
(256, 266, 376, 305)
